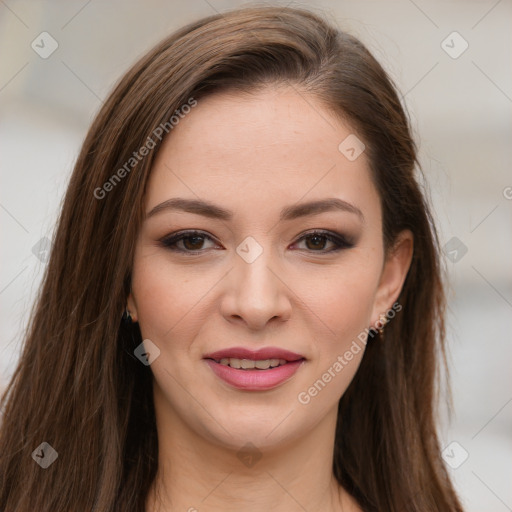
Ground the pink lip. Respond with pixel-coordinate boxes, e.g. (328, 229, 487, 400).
(203, 346, 306, 391)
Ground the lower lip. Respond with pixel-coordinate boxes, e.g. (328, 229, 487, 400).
(204, 359, 305, 391)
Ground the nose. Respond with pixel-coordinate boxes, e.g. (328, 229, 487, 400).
(220, 246, 292, 331)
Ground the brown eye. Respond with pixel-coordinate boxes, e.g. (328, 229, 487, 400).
(293, 230, 354, 253)
(160, 229, 353, 255)
(181, 234, 207, 251)
(304, 234, 330, 250)
(160, 231, 218, 253)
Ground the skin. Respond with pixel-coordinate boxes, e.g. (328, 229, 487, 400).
(127, 85, 413, 512)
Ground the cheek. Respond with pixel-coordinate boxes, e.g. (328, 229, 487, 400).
(293, 264, 378, 407)
(130, 251, 204, 343)
(293, 258, 381, 343)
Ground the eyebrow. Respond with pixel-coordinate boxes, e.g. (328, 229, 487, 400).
(145, 197, 364, 223)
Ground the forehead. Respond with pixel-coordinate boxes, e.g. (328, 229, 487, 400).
(146, 86, 379, 223)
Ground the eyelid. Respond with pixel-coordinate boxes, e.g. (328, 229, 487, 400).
(159, 230, 220, 253)
(292, 229, 354, 251)
(159, 229, 354, 254)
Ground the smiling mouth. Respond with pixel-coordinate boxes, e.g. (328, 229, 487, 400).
(207, 357, 299, 370)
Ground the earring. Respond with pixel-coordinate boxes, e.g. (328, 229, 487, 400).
(122, 308, 132, 324)
(377, 314, 388, 339)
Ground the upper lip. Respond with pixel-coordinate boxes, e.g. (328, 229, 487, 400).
(204, 347, 305, 362)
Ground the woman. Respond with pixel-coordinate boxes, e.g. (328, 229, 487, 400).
(0, 5, 464, 511)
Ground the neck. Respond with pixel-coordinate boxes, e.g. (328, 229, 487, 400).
(145, 385, 360, 512)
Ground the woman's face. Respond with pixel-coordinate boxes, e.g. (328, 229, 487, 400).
(128, 86, 412, 451)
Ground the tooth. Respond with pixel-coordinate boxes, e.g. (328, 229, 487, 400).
(216, 357, 289, 369)
(229, 358, 242, 369)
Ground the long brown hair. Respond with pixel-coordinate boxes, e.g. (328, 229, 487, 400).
(0, 6, 464, 511)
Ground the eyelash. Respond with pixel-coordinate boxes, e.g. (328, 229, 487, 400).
(159, 229, 354, 255)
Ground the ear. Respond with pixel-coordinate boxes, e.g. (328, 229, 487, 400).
(126, 291, 138, 322)
(370, 229, 413, 326)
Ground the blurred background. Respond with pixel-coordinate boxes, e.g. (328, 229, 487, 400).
(0, 1, 511, 510)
